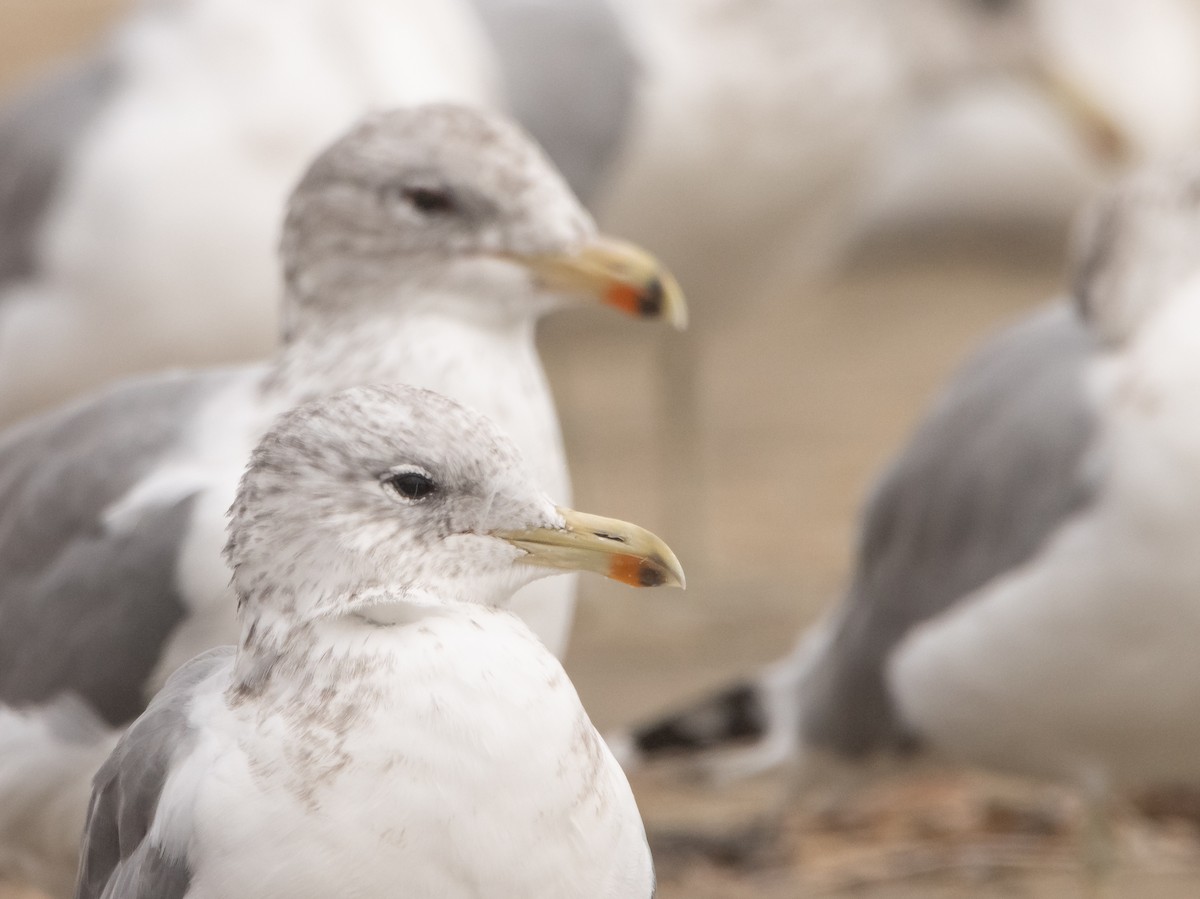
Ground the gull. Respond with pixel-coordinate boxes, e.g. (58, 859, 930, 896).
(0, 0, 635, 423)
(613, 156, 1200, 806)
(0, 0, 1143, 424)
(0, 103, 684, 898)
(73, 383, 684, 899)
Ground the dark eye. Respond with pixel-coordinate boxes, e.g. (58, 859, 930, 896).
(384, 470, 437, 501)
(400, 186, 456, 215)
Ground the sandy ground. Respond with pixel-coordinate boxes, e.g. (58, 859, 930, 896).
(6, 4, 1200, 898)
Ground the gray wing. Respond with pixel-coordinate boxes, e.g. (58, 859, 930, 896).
(75, 647, 233, 899)
(0, 369, 236, 726)
(801, 303, 1100, 756)
(0, 52, 120, 289)
(465, 0, 639, 204)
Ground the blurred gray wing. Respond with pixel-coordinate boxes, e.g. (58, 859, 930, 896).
(75, 647, 234, 899)
(0, 52, 120, 289)
(0, 369, 236, 726)
(466, 0, 639, 204)
(802, 303, 1100, 755)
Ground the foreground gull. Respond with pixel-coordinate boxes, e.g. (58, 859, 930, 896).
(614, 157, 1200, 798)
(0, 0, 1143, 422)
(73, 384, 683, 899)
(0, 103, 683, 898)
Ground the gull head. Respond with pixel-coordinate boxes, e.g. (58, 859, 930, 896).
(226, 385, 684, 627)
(280, 104, 686, 331)
(1070, 156, 1200, 346)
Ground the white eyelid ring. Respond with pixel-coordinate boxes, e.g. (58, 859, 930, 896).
(381, 464, 437, 502)
(384, 464, 433, 479)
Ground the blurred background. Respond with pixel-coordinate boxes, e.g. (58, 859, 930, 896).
(5, 1, 1200, 896)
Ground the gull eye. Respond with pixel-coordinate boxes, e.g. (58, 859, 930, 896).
(381, 182, 458, 217)
(383, 468, 437, 501)
(400, 185, 456, 215)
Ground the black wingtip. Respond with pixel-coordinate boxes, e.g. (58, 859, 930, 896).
(633, 682, 768, 757)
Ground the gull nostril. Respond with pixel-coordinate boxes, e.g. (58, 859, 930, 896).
(595, 531, 629, 544)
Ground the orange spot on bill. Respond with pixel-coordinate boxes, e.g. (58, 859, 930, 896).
(605, 282, 642, 317)
(608, 554, 664, 587)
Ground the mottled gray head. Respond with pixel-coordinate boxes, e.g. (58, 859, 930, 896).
(1070, 156, 1200, 345)
(226, 385, 683, 628)
(227, 384, 551, 620)
(279, 104, 686, 332)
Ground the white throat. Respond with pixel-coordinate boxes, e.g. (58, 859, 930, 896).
(265, 293, 565, 495)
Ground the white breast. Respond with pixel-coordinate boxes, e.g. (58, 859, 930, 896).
(182, 609, 652, 898)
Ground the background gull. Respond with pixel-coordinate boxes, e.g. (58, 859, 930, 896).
(74, 384, 684, 899)
(0, 0, 635, 423)
(0, 103, 683, 899)
(614, 156, 1200, 804)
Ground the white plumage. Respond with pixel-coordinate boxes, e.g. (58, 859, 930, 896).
(891, 171, 1200, 790)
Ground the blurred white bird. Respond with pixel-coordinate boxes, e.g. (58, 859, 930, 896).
(613, 158, 1200, 811)
(73, 383, 683, 899)
(864, 0, 1200, 236)
(0, 103, 684, 898)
